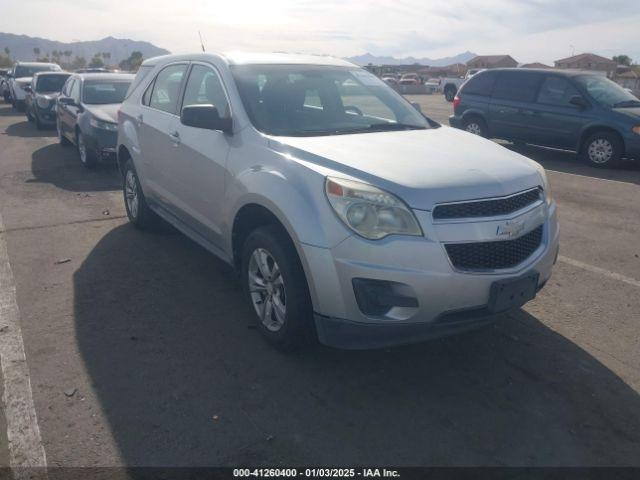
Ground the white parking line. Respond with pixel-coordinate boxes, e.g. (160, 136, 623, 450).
(0, 212, 48, 470)
(559, 255, 640, 288)
(547, 169, 637, 186)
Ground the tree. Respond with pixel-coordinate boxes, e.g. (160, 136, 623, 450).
(0, 54, 12, 68)
(4, 47, 9, 57)
(71, 56, 87, 70)
(89, 54, 105, 68)
(119, 51, 144, 71)
(613, 55, 632, 66)
(33, 47, 40, 58)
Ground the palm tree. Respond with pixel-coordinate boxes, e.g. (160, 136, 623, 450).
(33, 47, 41, 58)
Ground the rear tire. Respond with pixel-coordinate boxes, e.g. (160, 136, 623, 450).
(582, 131, 622, 168)
(463, 116, 488, 137)
(241, 225, 315, 350)
(444, 85, 457, 102)
(122, 159, 163, 230)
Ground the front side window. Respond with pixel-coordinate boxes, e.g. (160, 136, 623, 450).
(493, 72, 542, 102)
(575, 75, 640, 108)
(536, 76, 581, 107)
(36, 74, 71, 93)
(149, 64, 188, 114)
(231, 64, 429, 136)
(181, 64, 229, 116)
(83, 80, 132, 104)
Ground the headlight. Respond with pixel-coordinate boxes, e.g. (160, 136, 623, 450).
(36, 95, 52, 109)
(535, 164, 552, 205)
(90, 118, 118, 131)
(632, 126, 640, 135)
(325, 177, 423, 240)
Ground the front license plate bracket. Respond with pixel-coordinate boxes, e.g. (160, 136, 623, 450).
(488, 272, 539, 313)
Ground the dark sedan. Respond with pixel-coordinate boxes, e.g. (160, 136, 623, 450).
(56, 73, 134, 168)
(25, 71, 71, 129)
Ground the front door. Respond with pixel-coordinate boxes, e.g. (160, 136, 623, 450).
(168, 63, 232, 247)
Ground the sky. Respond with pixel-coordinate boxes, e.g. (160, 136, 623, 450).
(1, 0, 639, 64)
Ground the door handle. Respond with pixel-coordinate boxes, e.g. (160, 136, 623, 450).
(169, 130, 181, 145)
(136, 114, 144, 125)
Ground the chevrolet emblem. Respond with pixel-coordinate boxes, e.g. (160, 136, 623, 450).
(497, 220, 525, 238)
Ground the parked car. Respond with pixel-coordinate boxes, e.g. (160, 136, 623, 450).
(8, 61, 61, 110)
(381, 75, 398, 86)
(57, 73, 134, 168)
(75, 68, 110, 73)
(24, 71, 71, 129)
(117, 53, 558, 350)
(1, 68, 11, 103)
(442, 68, 484, 102)
(399, 73, 421, 85)
(424, 78, 441, 94)
(449, 68, 640, 168)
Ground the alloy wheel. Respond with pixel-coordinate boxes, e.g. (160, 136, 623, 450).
(78, 133, 87, 164)
(125, 170, 139, 220)
(466, 122, 482, 135)
(248, 248, 286, 332)
(588, 138, 613, 164)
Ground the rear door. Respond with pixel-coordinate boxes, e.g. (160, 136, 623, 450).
(488, 71, 543, 141)
(526, 75, 588, 149)
(137, 63, 189, 209)
(168, 62, 232, 245)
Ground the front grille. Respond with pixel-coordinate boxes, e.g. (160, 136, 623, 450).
(433, 188, 542, 220)
(445, 225, 543, 271)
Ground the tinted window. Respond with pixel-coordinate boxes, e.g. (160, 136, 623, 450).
(125, 65, 153, 99)
(83, 80, 131, 104)
(181, 64, 229, 116)
(493, 72, 541, 102)
(149, 64, 188, 114)
(36, 74, 71, 93)
(461, 71, 497, 96)
(537, 76, 580, 106)
(14, 64, 60, 78)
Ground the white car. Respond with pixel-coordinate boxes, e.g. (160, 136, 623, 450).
(8, 61, 61, 111)
(117, 52, 559, 349)
(442, 68, 485, 101)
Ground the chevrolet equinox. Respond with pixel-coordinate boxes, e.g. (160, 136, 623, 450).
(117, 53, 559, 349)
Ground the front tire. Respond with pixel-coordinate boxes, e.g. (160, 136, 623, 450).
(57, 119, 72, 146)
(122, 159, 162, 230)
(26, 107, 34, 122)
(241, 225, 315, 349)
(444, 85, 457, 102)
(77, 131, 97, 169)
(582, 131, 622, 168)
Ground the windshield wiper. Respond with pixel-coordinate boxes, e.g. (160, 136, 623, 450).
(363, 123, 427, 131)
(612, 100, 640, 108)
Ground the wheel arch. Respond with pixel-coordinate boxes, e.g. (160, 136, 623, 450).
(577, 125, 625, 154)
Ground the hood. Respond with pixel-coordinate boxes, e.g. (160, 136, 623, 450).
(269, 126, 543, 211)
(84, 104, 119, 123)
(15, 77, 32, 86)
(37, 91, 61, 99)
(612, 106, 640, 121)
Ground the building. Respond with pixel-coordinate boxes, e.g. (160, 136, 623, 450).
(520, 62, 552, 69)
(466, 55, 518, 69)
(615, 69, 640, 95)
(554, 53, 617, 77)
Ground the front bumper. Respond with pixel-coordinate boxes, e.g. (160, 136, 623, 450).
(84, 127, 118, 162)
(448, 115, 463, 129)
(302, 201, 559, 349)
(35, 106, 58, 124)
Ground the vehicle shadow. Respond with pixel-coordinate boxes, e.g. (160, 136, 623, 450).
(4, 120, 57, 138)
(30, 143, 120, 192)
(0, 105, 22, 117)
(73, 224, 640, 467)
(504, 143, 640, 186)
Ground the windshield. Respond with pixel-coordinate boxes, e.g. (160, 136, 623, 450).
(14, 65, 59, 78)
(231, 65, 429, 136)
(82, 80, 132, 104)
(576, 75, 640, 108)
(36, 74, 70, 93)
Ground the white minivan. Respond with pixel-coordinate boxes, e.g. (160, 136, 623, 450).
(117, 52, 559, 349)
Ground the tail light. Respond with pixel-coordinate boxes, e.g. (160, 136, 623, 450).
(453, 95, 461, 110)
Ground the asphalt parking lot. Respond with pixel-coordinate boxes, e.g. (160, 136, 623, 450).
(0, 95, 639, 468)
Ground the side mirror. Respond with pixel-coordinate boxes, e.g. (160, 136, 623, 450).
(58, 97, 74, 106)
(411, 102, 422, 113)
(181, 104, 232, 133)
(569, 95, 588, 109)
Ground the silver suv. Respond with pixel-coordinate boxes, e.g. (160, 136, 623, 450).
(117, 53, 559, 349)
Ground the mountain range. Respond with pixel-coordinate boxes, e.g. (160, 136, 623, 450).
(0, 32, 170, 64)
(346, 51, 477, 66)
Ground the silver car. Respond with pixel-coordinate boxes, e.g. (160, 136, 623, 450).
(117, 53, 559, 350)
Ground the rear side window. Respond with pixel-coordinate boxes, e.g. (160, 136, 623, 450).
(461, 71, 497, 96)
(493, 72, 542, 102)
(536, 76, 581, 107)
(149, 64, 188, 114)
